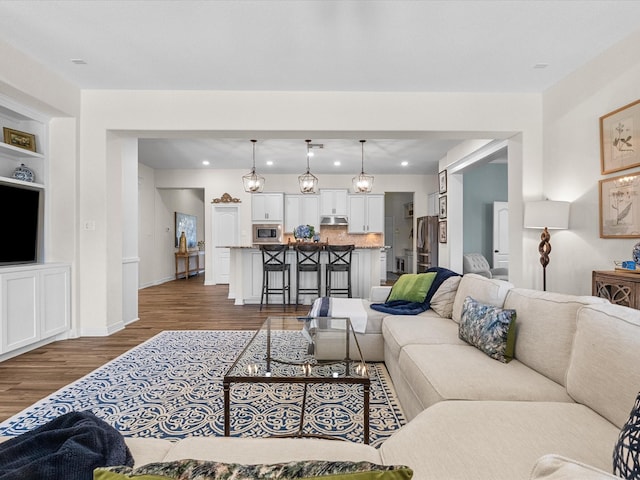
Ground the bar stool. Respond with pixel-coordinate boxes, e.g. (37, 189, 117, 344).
(294, 243, 323, 306)
(259, 244, 290, 311)
(325, 244, 355, 297)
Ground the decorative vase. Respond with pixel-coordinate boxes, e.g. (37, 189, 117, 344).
(12, 163, 35, 183)
(179, 231, 187, 253)
(633, 242, 640, 265)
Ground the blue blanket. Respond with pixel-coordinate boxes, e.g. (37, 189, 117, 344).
(0, 411, 133, 480)
(370, 267, 461, 315)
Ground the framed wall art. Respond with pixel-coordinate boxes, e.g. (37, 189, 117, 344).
(600, 99, 640, 174)
(439, 195, 447, 219)
(175, 212, 197, 249)
(438, 170, 447, 194)
(3, 127, 36, 152)
(439, 220, 447, 243)
(599, 173, 640, 238)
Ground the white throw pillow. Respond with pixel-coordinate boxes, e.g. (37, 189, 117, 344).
(429, 276, 461, 318)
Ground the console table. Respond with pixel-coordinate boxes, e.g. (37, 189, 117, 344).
(175, 251, 201, 280)
(592, 270, 640, 309)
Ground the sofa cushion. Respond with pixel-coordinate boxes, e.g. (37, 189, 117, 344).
(429, 275, 461, 318)
(566, 303, 640, 428)
(379, 401, 619, 480)
(503, 288, 607, 386)
(451, 274, 513, 324)
(160, 437, 382, 465)
(613, 391, 640, 479)
(124, 438, 174, 468)
(386, 273, 436, 303)
(397, 344, 573, 410)
(530, 455, 619, 480)
(96, 459, 413, 480)
(382, 313, 465, 362)
(459, 296, 516, 363)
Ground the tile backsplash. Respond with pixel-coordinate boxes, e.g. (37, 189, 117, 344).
(283, 225, 383, 247)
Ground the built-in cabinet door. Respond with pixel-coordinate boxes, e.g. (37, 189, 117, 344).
(285, 194, 320, 232)
(348, 195, 367, 233)
(0, 264, 71, 356)
(40, 266, 71, 338)
(320, 189, 348, 216)
(1, 270, 38, 352)
(251, 193, 284, 222)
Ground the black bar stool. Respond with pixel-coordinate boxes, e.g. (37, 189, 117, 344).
(294, 243, 323, 306)
(259, 244, 290, 311)
(325, 244, 355, 297)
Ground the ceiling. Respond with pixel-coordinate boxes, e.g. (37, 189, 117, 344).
(2, 0, 640, 175)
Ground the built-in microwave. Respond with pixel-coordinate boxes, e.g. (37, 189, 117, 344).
(252, 224, 283, 244)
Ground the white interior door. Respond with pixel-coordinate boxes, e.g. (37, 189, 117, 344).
(493, 201, 509, 270)
(212, 206, 238, 284)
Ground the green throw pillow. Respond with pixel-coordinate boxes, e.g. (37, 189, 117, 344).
(387, 272, 437, 303)
(458, 296, 516, 363)
(95, 459, 413, 479)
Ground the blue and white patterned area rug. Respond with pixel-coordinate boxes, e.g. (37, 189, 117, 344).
(0, 330, 405, 447)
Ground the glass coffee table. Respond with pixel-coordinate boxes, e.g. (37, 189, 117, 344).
(223, 316, 371, 443)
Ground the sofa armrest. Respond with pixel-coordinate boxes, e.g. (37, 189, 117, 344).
(490, 267, 509, 277)
(529, 454, 618, 480)
(369, 286, 391, 302)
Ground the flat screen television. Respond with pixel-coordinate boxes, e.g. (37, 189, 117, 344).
(0, 182, 42, 265)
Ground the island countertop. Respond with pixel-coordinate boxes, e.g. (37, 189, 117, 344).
(224, 245, 383, 305)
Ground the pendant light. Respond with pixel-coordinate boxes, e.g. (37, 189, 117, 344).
(298, 139, 318, 194)
(352, 139, 374, 193)
(242, 139, 265, 193)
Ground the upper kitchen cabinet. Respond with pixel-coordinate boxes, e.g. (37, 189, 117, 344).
(285, 194, 320, 233)
(251, 193, 284, 223)
(319, 189, 348, 217)
(348, 194, 384, 233)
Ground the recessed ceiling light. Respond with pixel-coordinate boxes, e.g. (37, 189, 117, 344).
(401, 161, 408, 166)
(334, 161, 341, 166)
(202, 160, 210, 166)
(71, 58, 87, 65)
(533, 63, 549, 69)
(266, 161, 273, 166)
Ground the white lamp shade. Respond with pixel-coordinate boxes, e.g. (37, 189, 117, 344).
(524, 201, 570, 230)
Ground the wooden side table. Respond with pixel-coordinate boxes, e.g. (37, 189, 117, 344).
(592, 270, 640, 309)
(175, 251, 200, 280)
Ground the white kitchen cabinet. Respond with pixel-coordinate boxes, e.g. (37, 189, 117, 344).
(348, 194, 384, 233)
(285, 194, 320, 232)
(1, 263, 70, 357)
(251, 193, 284, 222)
(320, 189, 348, 216)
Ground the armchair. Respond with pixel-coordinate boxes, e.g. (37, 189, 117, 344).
(462, 253, 508, 281)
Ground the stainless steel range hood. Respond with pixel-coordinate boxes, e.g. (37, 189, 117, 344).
(320, 215, 349, 226)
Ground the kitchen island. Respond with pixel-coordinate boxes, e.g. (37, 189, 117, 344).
(226, 245, 383, 305)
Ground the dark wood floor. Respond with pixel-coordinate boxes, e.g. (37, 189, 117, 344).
(0, 276, 309, 422)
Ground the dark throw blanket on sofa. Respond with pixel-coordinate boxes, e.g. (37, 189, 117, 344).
(0, 410, 133, 480)
(370, 267, 460, 315)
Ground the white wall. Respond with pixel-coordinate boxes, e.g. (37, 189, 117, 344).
(542, 29, 640, 294)
(148, 169, 434, 286)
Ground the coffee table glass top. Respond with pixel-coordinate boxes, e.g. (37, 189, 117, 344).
(224, 316, 369, 381)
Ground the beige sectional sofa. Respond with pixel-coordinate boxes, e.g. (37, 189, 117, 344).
(120, 273, 640, 479)
(4, 273, 639, 479)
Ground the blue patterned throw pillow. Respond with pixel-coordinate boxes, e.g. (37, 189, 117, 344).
(459, 296, 516, 363)
(613, 391, 640, 479)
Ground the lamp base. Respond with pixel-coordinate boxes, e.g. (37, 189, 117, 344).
(538, 227, 551, 291)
